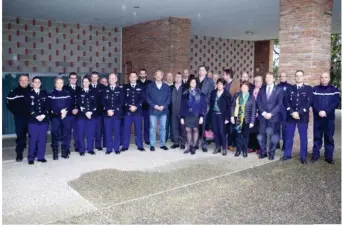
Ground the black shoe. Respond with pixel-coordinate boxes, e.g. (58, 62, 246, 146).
(269, 156, 274, 160)
(62, 155, 69, 159)
(138, 147, 145, 151)
(96, 147, 103, 151)
(38, 159, 47, 163)
(67, 150, 71, 155)
(325, 159, 335, 164)
(160, 146, 169, 151)
(145, 142, 150, 145)
(88, 151, 96, 155)
(28, 160, 34, 165)
(184, 148, 190, 154)
(235, 151, 241, 157)
(115, 150, 120, 154)
(180, 145, 186, 149)
(222, 149, 227, 156)
(213, 148, 221, 154)
(75, 148, 79, 152)
(120, 148, 128, 152)
(16, 155, 23, 162)
(171, 144, 179, 149)
(281, 156, 292, 161)
(311, 156, 319, 162)
(150, 146, 155, 151)
(190, 146, 196, 155)
(243, 152, 248, 158)
(301, 160, 307, 164)
(105, 151, 112, 154)
(194, 145, 199, 150)
(259, 153, 266, 159)
(80, 152, 85, 156)
(202, 147, 208, 152)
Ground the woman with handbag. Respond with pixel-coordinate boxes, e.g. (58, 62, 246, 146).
(209, 78, 231, 156)
(231, 81, 256, 158)
(180, 77, 207, 155)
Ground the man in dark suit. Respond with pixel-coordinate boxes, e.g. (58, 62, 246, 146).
(196, 65, 215, 152)
(256, 72, 284, 160)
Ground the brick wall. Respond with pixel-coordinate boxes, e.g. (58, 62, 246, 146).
(189, 35, 254, 79)
(122, 17, 190, 82)
(278, 0, 333, 85)
(2, 16, 121, 73)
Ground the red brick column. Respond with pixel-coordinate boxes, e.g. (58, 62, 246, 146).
(278, 0, 333, 152)
(122, 17, 190, 83)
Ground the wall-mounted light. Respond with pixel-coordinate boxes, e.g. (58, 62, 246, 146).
(245, 31, 254, 35)
(133, 6, 140, 9)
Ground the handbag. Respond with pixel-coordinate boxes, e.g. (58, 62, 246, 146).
(204, 129, 215, 140)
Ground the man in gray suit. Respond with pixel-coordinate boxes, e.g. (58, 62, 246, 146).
(196, 65, 215, 152)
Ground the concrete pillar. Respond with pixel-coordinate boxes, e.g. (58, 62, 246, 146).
(278, 0, 333, 85)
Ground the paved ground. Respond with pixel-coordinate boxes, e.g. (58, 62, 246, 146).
(2, 111, 341, 224)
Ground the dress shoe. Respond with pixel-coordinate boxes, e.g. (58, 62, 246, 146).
(301, 160, 307, 164)
(242, 152, 248, 158)
(259, 153, 266, 159)
(75, 148, 79, 152)
(228, 146, 236, 152)
(120, 148, 128, 152)
(190, 146, 196, 155)
(105, 151, 112, 155)
(280, 156, 292, 161)
(61, 155, 69, 159)
(28, 161, 34, 165)
(115, 151, 120, 154)
(235, 151, 241, 157)
(38, 159, 47, 163)
(194, 145, 199, 150)
(222, 149, 227, 156)
(202, 147, 208, 152)
(268, 156, 274, 160)
(80, 152, 85, 156)
(247, 148, 253, 153)
(170, 144, 179, 149)
(213, 148, 221, 154)
(138, 147, 145, 151)
(325, 159, 335, 164)
(145, 142, 150, 145)
(311, 156, 319, 163)
(184, 148, 190, 154)
(96, 147, 103, 151)
(88, 151, 96, 155)
(16, 156, 23, 162)
(180, 145, 186, 149)
(160, 146, 169, 151)
(150, 146, 155, 151)
(67, 150, 71, 155)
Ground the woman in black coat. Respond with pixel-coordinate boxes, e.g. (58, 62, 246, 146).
(230, 81, 256, 158)
(208, 78, 231, 156)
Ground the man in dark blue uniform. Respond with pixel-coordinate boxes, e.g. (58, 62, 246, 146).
(49, 77, 72, 159)
(311, 72, 340, 164)
(101, 73, 125, 154)
(90, 71, 106, 151)
(276, 72, 291, 151)
(137, 69, 152, 145)
(6, 74, 31, 162)
(121, 72, 145, 151)
(283, 70, 313, 164)
(63, 72, 82, 152)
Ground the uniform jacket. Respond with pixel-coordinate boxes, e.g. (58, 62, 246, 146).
(137, 79, 152, 110)
(231, 92, 256, 124)
(179, 88, 207, 118)
(63, 84, 82, 116)
(285, 84, 313, 123)
(277, 81, 292, 122)
(256, 84, 284, 122)
(77, 89, 97, 118)
(29, 89, 49, 123)
(48, 89, 72, 118)
(90, 83, 106, 116)
(197, 76, 215, 106)
(123, 83, 145, 116)
(312, 84, 340, 120)
(146, 81, 171, 116)
(6, 86, 31, 117)
(208, 89, 232, 121)
(101, 85, 125, 118)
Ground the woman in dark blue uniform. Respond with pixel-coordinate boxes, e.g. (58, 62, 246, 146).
(28, 76, 49, 165)
(77, 76, 97, 156)
(179, 77, 207, 155)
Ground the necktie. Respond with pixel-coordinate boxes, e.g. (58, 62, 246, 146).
(111, 86, 114, 91)
(267, 86, 271, 100)
(132, 84, 135, 88)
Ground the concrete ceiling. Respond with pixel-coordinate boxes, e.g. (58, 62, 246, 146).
(3, 0, 341, 40)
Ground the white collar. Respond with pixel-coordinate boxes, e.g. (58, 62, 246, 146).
(297, 83, 304, 87)
(131, 83, 136, 87)
(34, 89, 40, 93)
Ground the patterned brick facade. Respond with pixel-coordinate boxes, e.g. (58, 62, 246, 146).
(2, 16, 121, 73)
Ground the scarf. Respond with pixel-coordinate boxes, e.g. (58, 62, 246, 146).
(234, 92, 250, 133)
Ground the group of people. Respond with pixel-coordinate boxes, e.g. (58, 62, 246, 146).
(6, 66, 340, 165)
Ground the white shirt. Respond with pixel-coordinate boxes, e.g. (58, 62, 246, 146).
(34, 89, 40, 95)
(183, 79, 188, 84)
(297, 83, 304, 89)
(140, 79, 146, 83)
(110, 85, 116, 90)
(266, 83, 274, 93)
(84, 88, 89, 93)
(71, 84, 76, 90)
(92, 83, 98, 89)
(155, 81, 162, 90)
